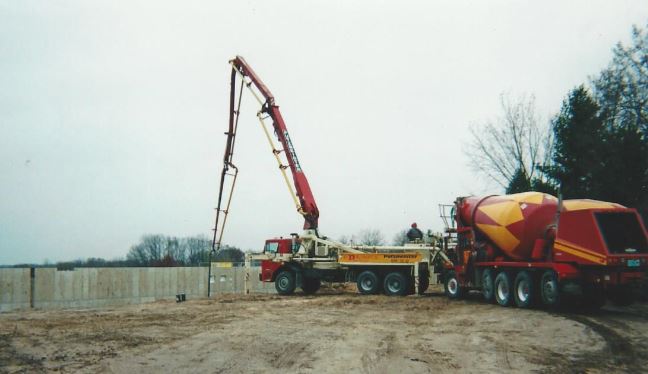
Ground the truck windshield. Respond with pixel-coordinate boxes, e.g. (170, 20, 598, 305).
(265, 242, 279, 254)
(595, 212, 648, 254)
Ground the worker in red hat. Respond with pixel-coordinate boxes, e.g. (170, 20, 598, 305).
(406, 222, 424, 242)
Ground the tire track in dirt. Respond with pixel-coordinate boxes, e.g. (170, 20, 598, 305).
(557, 312, 640, 373)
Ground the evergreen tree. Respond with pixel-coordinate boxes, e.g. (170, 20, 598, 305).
(506, 167, 532, 194)
(544, 86, 606, 199)
(598, 123, 648, 211)
(592, 24, 648, 215)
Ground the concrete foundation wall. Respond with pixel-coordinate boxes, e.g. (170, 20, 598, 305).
(0, 267, 209, 312)
(210, 267, 276, 294)
(0, 268, 31, 312)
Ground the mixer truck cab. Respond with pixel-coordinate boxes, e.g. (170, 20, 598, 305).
(442, 192, 648, 309)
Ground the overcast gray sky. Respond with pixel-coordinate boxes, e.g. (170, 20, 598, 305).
(1, 1, 646, 265)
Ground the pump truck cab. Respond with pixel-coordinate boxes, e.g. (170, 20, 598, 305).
(441, 192, 648, 309)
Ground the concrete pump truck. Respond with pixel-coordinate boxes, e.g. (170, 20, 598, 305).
(211, 56, 450, 296)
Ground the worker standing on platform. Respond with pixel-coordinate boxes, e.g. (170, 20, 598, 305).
(406, 222, 424, 242)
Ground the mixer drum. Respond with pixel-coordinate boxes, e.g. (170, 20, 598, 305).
(457, 192, 559, 260)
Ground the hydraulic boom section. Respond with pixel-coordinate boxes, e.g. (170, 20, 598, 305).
(212, 56, 320, 252)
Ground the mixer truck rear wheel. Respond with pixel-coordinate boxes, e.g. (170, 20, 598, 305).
(494, 272, 513, 306)
(357, 270, 381, 295)
(540, 270, 561, 308)
(514, 271, 535, 308)
(444, 271, 463, 299)
(482, 269, 495, 302)
(275, 270, 296, 295)
(384, 272, 409, 296)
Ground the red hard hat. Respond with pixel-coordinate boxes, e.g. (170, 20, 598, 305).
(411, 222, 417, 228)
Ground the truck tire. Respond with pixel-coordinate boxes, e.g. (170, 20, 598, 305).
(301, 277, 321, 295)
(444, 271, 463, 299)
(356, 270, 381, 295)
(383, 272, 409, 296)
(275, 270, 296, 295)
(482, 269, 495, 302)
(540, 270, 560, 308)
(494, 271, 513, 306)
(514, 271, 534, 308)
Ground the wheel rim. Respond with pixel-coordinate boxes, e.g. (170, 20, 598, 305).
(517, 279, 530, 303)
(387, 278, 401, 293)
(497, 280, 509, 301)
(277, 276, 289, 290)
(543, 278, 557, 303)
(448, 278, 458, 295)
(360, 277, 374, 291)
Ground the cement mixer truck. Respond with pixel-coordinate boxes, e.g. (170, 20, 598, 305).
(441, 192, 648, 309)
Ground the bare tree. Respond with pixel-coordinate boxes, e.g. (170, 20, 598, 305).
(338, 235, 351, 244)
(126, 234, 173, 266)
(466, 94, 553, 189)
(184, 235, 211, 265)
(357, 229, 385, 246)
(126, 243, 148, 265)
(392, 229, 409, 246)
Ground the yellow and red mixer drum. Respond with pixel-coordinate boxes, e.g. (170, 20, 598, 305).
(456, 192, 629, 261)
(457, 192, 559, 260)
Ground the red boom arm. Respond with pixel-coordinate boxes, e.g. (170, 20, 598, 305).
(230, 56, 320, 230)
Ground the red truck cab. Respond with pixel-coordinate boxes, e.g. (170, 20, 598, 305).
(260, 238, 298, 282)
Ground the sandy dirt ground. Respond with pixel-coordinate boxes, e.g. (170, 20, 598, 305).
(1, 285, 648, 373)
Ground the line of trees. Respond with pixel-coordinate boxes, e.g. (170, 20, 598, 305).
(125, 234, 245, 266)
(338, 229, 386, 246)
(468, 24, 648, 217)
(5, 234, 246, 269)
(125, 234, 211, 266)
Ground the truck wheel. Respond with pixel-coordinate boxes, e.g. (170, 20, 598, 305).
(482, 269, 495, 302)
(275, 270, 296, 295)
(540, 270, 560, 308)
(301, 277, 321, 295)
(494, 272, 513, 306)
(514, 271, 534, 308)
(356, 271, 381, 295)
(444, 271, 462, 299)
(383, 272, 409, 296)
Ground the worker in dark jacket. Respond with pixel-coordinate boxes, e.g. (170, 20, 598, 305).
(406, 222, 424, 242)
